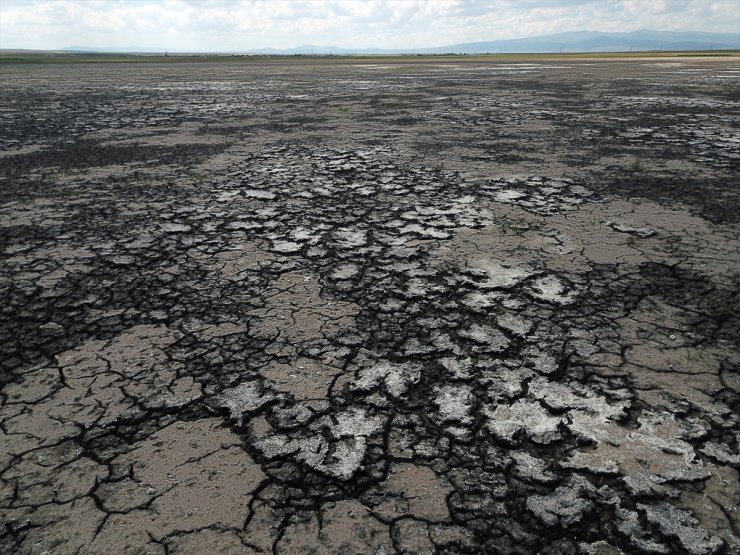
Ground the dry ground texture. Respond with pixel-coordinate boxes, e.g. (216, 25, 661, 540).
(0, 56, 739, 554)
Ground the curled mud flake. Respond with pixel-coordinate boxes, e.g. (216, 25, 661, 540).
(330, 263, 360, 280)
(110, 254, 137, 266)
(578, 541, 625, 555)
(405, 277, 434, 298)
(352, 360, 422, 398)
(433, 383, 475, 428)
(253, 433, 306, 460)
(271, 403, 318, 429)
(700, 441, 740, 466)
(399, 223, 451, 239)
(315, 436, 369, 481)
(439, 357, 474, 379)
(161, 223, 192, 233)
(313, 409, 386, 479)
(270, 240, 302, 254)
(529, 377, 629, 423)
(458, 323, 510, 353)
(256, 408, 383, 481)
(616, 507, 671, 554)
(471, 259, 534, 289)
(561, 452, 620, 476)
(327, 406, 386, 439)
(460, 290, 503, 311)
(242, 188, 276, 200)
(401, 337, 437, 356)
(209, 381, 275, 425)
(564, 410, 711, 495)
(496, 312, 533, 336)
(494, 189, 528, 203)
(526, 274, 577, 305)
(334, 228, 368, 248)
(638, 503, 724, 555)
(478, 366, 531, 402)
(510, 451, 557, 483)
(257, 434, 365, 481)
(605, 220, 657, 238)
(484, 399, 564, 444)
(225, 219, 263, 231)
(527, 487, 594, 528)
(523, 346, 559, 375)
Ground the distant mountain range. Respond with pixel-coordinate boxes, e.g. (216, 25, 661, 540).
(247, 30, 740, 55)
(59, 30, 740, 55)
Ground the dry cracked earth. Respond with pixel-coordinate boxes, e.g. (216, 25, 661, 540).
(0, 57, 739, 554)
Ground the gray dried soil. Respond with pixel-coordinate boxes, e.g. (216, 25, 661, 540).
(1, 57, 739, 554)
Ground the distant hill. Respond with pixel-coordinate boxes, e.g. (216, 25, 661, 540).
(416, 30, 740, 54)
(59, 30, 740, 55)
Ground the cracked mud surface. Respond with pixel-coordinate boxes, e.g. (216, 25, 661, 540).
(1, 58, 739, 554)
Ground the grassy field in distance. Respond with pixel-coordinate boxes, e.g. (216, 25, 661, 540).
(1, 50, 738, 65)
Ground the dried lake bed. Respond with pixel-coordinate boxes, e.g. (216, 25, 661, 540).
(0, 57, 739, 554)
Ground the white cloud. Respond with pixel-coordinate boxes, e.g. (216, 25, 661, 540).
(0, 0, 737, 50)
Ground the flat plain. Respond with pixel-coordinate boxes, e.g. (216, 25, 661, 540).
(1, 56, 739, 554)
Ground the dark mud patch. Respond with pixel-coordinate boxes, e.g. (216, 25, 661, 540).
(603, 172, 740, 224)
(0, 140, 231, 178)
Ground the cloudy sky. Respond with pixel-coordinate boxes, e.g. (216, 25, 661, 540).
(1, 0, 738, 51)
